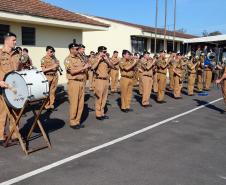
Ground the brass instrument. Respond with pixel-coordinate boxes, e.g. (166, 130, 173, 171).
(53, 55, 63, 75)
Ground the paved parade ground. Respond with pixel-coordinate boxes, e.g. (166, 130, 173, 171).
(0, 85, 225, 185)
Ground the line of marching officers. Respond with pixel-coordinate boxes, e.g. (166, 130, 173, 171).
(41, 43, 226, 130)
(40, 42, 225, 130)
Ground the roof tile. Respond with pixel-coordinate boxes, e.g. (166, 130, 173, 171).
(0, 0, 109, 27)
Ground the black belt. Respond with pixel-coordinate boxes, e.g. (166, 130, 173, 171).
(45, 73, 56, 76)
(188, 72, 196, 75)
(158, 72, 166, 75)
(143, 75, 153, 78)
(96, 77, 108, 80)
(121, 75, 133, 79)
(71, 79, 84, 82)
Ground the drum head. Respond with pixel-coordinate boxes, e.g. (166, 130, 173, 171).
(3, 72, 28, 109)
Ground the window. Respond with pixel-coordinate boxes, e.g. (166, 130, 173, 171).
(167, 40, 173, 52)
(156, 39, 164, 53)
(22, 27, 35, 45)
(0, 24, 10, 44)
(151, 39, 155, 53)
(131, 36, 147, 54)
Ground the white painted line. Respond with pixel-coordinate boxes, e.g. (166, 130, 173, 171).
(0, 98, 223, 185)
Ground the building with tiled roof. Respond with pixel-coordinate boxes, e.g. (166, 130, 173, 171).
(0, 0, 197, 85)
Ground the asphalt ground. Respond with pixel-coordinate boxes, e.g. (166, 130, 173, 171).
(0, 84, 225, 185)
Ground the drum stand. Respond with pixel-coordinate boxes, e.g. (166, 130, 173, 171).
(3, 98, 51, 155)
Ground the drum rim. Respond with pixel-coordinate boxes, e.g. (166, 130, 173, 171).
(3, 71, 27, 109)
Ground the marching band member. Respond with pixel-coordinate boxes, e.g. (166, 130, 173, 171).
(120, 50, 138, 112)
(173, 53, 184, 99)
(41, 46, 59, 110)
(187, 56, 198, 96)
(216, 61, 226, 112)
(110, 51, 120, 93)
(168, 51, 176, 91)
(204, 53, 215, 91)
(64, 43, 90, 129)
(156, 50, 169, 103)
(91, 46, 114, 120)
(139, 51, 156, 107)
(196, 54, 205, 92)
(88, 51, 96, 91)
(0, 32, 20, 145)
(20, 48, 33, 70)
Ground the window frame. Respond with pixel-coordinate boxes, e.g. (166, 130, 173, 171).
(0, 24, 10, 44)
(21, 26, 36, 46)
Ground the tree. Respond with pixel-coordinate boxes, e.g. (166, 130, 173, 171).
(202, 30, 222, 37)
(202, 30, 209, 37)
(208, 31, 222, 36)
(177, 28, 187, 33)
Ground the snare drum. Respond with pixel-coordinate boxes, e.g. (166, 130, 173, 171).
(3, 69, 49, 109)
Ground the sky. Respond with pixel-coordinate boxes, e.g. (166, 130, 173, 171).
(44, 0, 226, 36)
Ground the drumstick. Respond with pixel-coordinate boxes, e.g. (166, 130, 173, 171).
(7, 84, 17, 94)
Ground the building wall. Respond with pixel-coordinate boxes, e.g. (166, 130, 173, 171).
(83, 18, 142, 56)
(0, 20, 82, 84)
(83, 17, 185, 56)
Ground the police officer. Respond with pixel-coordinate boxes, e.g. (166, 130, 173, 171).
(21, 48, 33, 70)
(173, 53, 183, 99)
(139, 51, 156, 107)
(216, 61, 226, 112)
(204, 53, 214, 91)
(110, 51, 120, 93)
(152, 54, 159, 93)
(0, 32, 20, 145)
(41, 46, 59, 110)
(156, 50, 169, 103)
(64, 43, 90, 129)
(119, 50, 138, 112)
(197, 54, 205, 92)
(168, 52, 176, 91)
(91, 46, 114, 120)
(88, 51, 95, 91)
(187, 56, 198, 96)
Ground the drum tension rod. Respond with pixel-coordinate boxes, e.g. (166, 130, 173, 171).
(26, 83, 33, 85)
(20, 73, 27, 76)
(42, 80, 48, 83)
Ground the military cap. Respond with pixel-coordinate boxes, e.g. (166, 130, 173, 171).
(143, 51, 150, 55)
(98, 46, 107, 52)
(90, 51, 95, 55)
(68, 43, 79, 49)
(23, 48, 28, 53)
(176, 52, 182, 56)
(159, 49, 166, 53)
(134, 52, 139, 56)
(78, 44, 85, 48)
(46, 46, 55, 52)
(122, 49, 130, 56)
(4, 32, 16, 38)
(15, 47, 22, 52)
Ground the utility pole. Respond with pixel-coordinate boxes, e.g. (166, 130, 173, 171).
(164, 0, 167, 52)
(173, 0, 177, 51)
(154, 0, 158, 54)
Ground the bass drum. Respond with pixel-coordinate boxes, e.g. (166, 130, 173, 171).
(3, 69, 49, 109)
